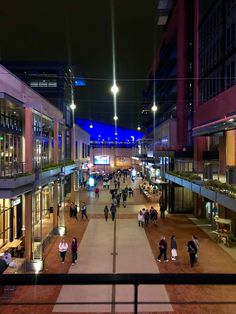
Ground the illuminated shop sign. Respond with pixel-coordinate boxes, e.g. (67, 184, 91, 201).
(12, 197, 21, 206)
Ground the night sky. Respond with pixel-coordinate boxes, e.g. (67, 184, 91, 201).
(0, 0, 163, 130)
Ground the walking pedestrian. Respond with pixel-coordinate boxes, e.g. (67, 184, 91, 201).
(187, 236, 197, 267)
(170, 235, 177, 260)
(70, 202, 74, 218)
(71, 237, 78, 265)
(95, 187, 99, 198)
(59, 238, 68, 263)
(81, 202, 88, 220)
(110, 204, 116, 221)
(160, 203, 166, 219)
(122, 190, 127, 208)
(104, 205, 109, 221)
(193, 235, 200, 260)
(144, 209, 150, 226)
(156, 236, 168, 262)
(138, 210, 144, 227)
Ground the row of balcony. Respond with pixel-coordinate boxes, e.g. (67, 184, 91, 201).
(0, 160, 78, 198)
(165, 172, 236, 212)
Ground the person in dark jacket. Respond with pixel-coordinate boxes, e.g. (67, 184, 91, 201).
(160, 203, 166, 219)
(104, 205, 109, 221)
(71, 237, 78, 265)
(110, 204, 116, 221)
(156, 236, 168, 262)
(144, 209, 150, 226)
(187, 236, 197, 267)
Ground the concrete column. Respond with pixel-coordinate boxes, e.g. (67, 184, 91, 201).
(219, 134, 226, 174)
(176, 0, 187, 148)
(24, 192, 32, 262)
(226, 130, 236, 166)
(193, 136, 206, 172)
(24, 108, 33, 172)
(53, 180, 59, 229)
(53, 120, 59, 164)
(70, 173, 75, 203)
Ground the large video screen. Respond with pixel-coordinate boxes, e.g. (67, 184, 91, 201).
(94, 155, 110, 165)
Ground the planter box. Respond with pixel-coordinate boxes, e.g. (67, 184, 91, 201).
(174, 177, 183, 186)
(64, 164, 76, 175)
(216, 193, 236, 212)
(200, 186, 216, 202)
(192, 183, 201, 194)
(0, 173, 35, 189)
(41, 168, 61, 180)
(182, 179, 192, 190)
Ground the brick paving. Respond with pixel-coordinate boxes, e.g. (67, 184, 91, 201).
(1, 178, 236, 313)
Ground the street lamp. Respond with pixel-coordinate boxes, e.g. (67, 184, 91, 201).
(152, 102, 158, 161)
(113, 115, 118, 121)
(70, 102, 76, 127)
(152, 102, 157, 112)
(137, 125, 141, 131)
(111, 83, 119, 95)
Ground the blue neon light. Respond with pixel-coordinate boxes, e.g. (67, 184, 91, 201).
(76, 118, 143, 142)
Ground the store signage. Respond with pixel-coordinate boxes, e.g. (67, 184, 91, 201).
(12, 198, 21, 206)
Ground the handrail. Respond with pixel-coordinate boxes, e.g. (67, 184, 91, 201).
(1, 273, 236, 285)
(1, 273, 236, 313)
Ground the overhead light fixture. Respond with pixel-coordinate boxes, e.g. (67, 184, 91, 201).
(228, 118, 234, 122)
(70, 102, 76, 110)
(113, 115, 118, 121)
(111, 84, 119, 95)
(152, 102, 158, 112)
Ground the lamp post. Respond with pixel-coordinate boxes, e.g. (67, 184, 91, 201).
(152, 103, 157, 182)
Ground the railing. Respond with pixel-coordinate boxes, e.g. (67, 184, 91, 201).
(0, 162, 25, 177)
(1, 273, 236, 313)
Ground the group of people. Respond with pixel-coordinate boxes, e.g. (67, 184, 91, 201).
(58, 237, 78, 265)
(138, 206, 158, 227)
(156, 235, 199, 266)
(69, 201, 88, 220)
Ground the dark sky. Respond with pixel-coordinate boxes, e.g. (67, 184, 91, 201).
(0, 0, 163, 130)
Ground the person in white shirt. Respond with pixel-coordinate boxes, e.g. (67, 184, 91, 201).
(58, 239, 68, 263)
(138, 210, 144, 227)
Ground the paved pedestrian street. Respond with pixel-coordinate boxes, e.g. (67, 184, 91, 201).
(2, 178, 236, 314)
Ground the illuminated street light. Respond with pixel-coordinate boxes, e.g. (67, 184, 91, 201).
(137, 125, 141, 131)
(152, 102, 157, 112)
(70, 102, 76, 110)
(113, 115, 118, 121)
(89, 123, 93, 128)
(111, 84, 119, 95)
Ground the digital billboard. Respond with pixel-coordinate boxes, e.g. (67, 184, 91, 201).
(94, 155, 110, 165)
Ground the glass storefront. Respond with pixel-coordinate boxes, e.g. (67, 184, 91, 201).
(0, 196, 22, 247)
(0, 133, 23, 176)
(32, 111, 53, 169)
(0, 199, 10, 247)
(32, 183, 54, 259)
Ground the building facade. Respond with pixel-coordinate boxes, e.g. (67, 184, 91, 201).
(0, 64, 88, 270)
